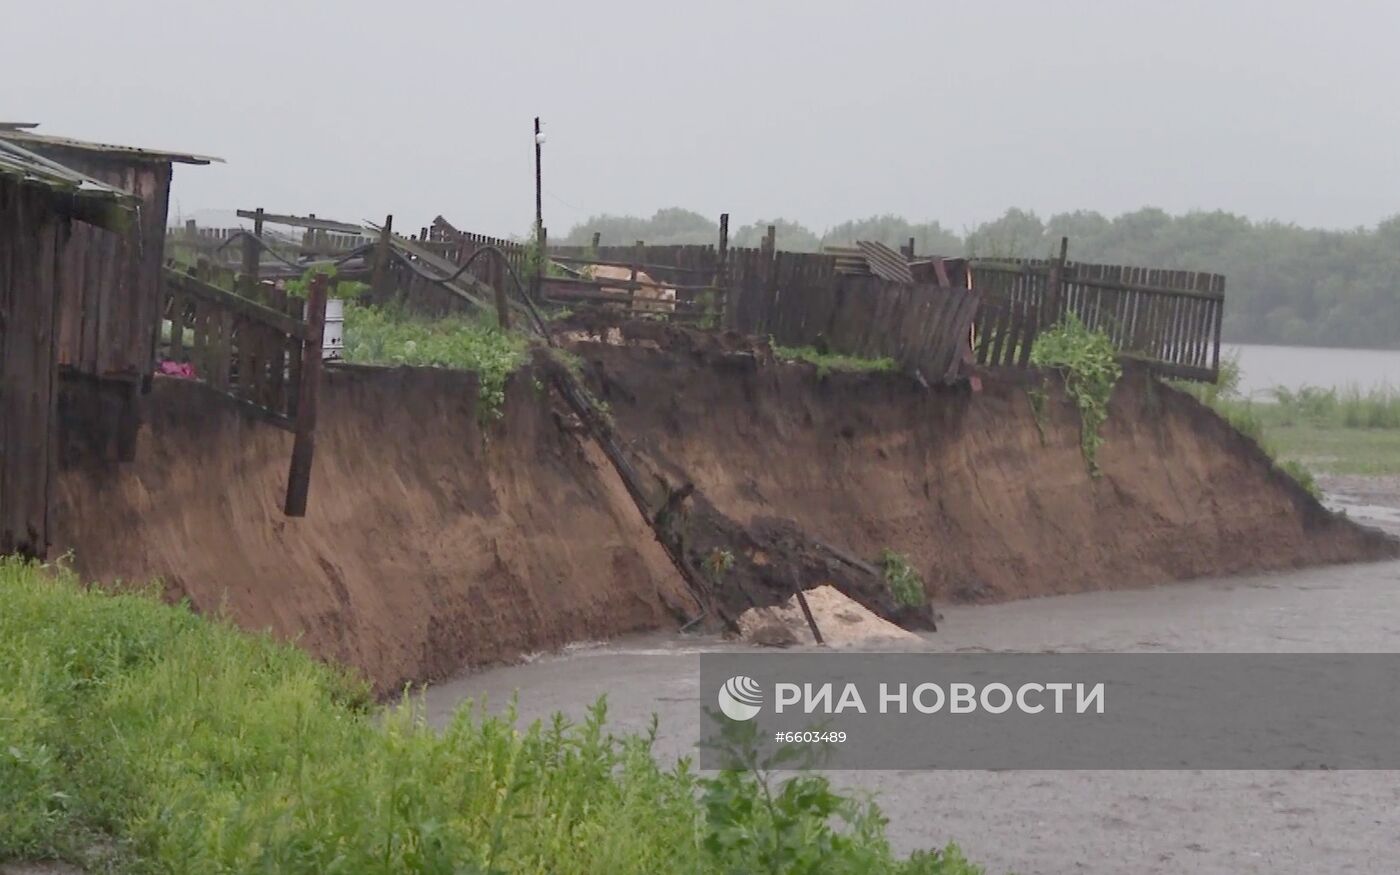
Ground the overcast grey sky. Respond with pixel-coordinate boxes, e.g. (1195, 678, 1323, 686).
(6, 0, 1398, 236)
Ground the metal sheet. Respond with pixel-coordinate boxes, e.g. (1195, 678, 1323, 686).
(0, 128, 222, 165)
(856, 240, 914, 284)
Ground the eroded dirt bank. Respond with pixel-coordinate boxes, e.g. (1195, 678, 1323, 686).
(53, 328, 1396, 692)
(54, 365, 697, 694)
(569, 322, 1397, 608)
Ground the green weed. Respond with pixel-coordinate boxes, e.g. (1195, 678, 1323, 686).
(1030, 314, 1121, 475)
(284, 263, 369, 301)
(878, 550, 927, 608)
(772, 344, 897, 377)
(0, 559, 978, 874)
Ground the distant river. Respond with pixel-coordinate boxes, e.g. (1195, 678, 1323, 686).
(1224, 343, 1400, 398)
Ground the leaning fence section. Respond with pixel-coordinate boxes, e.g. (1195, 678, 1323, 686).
(159, 265, 317, 429)
(726, 248, 979, 384)
(970, 257, 1225, 382)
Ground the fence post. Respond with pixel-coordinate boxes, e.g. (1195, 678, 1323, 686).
(715, 212, 729, 288)
(532, 223, 547, 302)
(240, 232, 260, 300)
(370, 213, 394, 301)
(284, 273, 328, 517)
(1048, 236, 1069, 324)
(630, 240, 643, 310)
(493, 258, 512, 331)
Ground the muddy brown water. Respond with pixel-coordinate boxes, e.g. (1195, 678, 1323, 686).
(425, 500, 1400, 875)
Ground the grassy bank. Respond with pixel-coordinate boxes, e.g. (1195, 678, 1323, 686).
(0, 559, 978, 874)
(1167, 355, 1400, 485)
(1205, 379, 1400, 476)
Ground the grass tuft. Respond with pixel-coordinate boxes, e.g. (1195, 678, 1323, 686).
(772, 344, 897, 377)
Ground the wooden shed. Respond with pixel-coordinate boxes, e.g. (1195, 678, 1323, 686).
(0, 124, 221, 459)
(0, 140, 135, 557)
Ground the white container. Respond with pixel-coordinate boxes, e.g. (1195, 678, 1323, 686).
(322, 298, 344, 360)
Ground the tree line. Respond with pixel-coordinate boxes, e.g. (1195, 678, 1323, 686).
(561, 207, 1400, 349)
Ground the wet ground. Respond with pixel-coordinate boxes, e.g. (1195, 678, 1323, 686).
(425, 494, 1400, 875)
(1321, 474, 1400, 537)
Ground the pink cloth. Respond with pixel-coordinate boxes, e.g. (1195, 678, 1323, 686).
(158, 360, 197, 379)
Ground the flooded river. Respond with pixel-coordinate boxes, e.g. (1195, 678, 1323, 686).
(1226, 343, 1400, 398)
(426, 546, 1400, 874)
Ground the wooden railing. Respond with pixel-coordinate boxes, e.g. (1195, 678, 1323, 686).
(160, 267, 307, 426)
(158, 265, 328, 514)
(970, 257, 1225, 382)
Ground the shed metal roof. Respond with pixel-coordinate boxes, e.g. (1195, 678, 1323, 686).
(0, 139, 137, 202)
(0, 125, 223, 165)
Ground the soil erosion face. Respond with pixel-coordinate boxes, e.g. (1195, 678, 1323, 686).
(53, 324, 1395, 692)
(569, 321, 1396, 610)
(53, 365, 696, 694)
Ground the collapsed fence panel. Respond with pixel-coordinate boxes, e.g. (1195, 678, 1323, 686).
(724, 248, 978, 383)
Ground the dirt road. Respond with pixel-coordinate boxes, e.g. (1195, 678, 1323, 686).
(425, 544, 1400, 874)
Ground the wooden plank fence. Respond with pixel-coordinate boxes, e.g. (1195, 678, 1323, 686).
(970, 256, 1225, 381)
(723, 247, 979, 383)
(159, 264, 315, 430)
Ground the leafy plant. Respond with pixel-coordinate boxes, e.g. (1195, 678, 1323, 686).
(341, 302, 528, 420)
(878, 550, 926, 608)
(285, 263, 369, 301)
(700, 718, 980, 874)
(1030, 314, 1122, 474)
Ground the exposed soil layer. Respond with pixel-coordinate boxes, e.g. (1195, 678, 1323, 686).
(568, 320, 1398, 609)
(52, 321, 1397, 692)
(53, 364, 697, 695)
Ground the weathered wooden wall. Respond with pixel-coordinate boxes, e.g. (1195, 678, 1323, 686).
(29, 146, 172, 383)
(0, 177, 68, 557)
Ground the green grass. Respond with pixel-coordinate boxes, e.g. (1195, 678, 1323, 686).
(0, 559, 980, 875)
(1214, 410, 1400, 476)
(1167, 358, 1400, 484)
(771, 344, 897, 377)
(342, 302, 530, 419)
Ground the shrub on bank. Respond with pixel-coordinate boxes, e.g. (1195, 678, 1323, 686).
(0, 559, 980, 874)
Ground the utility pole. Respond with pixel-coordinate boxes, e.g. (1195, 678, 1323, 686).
(533, 117, 545, 301)
(534, 117, 544, 238)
